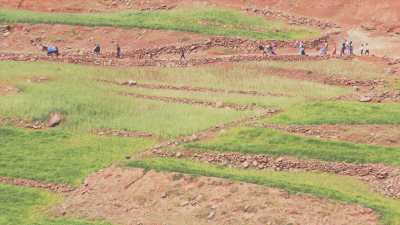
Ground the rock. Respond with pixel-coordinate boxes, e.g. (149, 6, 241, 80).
(180, 201, 189, 207)
(175, 152, 183, 158)
(47, 112, 62, 127)
(215, 101, 224, 108)
(359, 96, 373, 102)
(128, 80, 137, 86)
(242, 161, 249, 168)
(207, 211, 216, 220)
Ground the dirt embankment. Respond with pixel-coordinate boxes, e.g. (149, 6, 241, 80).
(100, 79, 288, 97)
(1, 24, 328, 55)
(0, 176, 73, 193)
(264, 124, 400, 148)
(153, 149, 400, 199)
(0, 51, 330, 67)
(55, 167, 378, 225)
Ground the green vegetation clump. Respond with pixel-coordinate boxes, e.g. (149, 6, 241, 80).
(266, 101, 400, 125)
(0, 126, 154, 185)
(0, 184, 111, 225)
(0, 7, 320, 40)
(187, 127, 400, 166)
(127, 157, 400, 225)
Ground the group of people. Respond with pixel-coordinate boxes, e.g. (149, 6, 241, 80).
(93, 44, 122, 58)
(335, 40, 370, 57)
(42, 43, 190, 61)
(43, 40, 371, 59)
(42, 43, 122, 58)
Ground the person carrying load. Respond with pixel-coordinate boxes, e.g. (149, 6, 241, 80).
(42, 45, 59, 56)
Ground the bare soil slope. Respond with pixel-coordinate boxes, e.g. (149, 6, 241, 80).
(56, 167, 378, 225)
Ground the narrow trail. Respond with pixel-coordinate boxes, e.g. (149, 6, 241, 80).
(244, 7, 340, 30)
(121, 92, 265, 111)
(95, 128, 158, 139)
(99, 79, 290, 97)
(0, 176, 74, 193)
(152, 149, 400, 199)
(0, 117, 46, 129)
(0, 52, 331, 67)
(251, 66, 385, 87)
(137, 109, 279, 156)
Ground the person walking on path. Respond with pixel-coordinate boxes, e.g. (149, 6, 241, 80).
(180, 48, 186, 61)
(116, 44, 121, 58)
(364, 43, 370, 55)
(320, 41, 328, 56)
(94, 44, 101, 55)
(298, 41, 306, 56)
(340, 40, 346, 56)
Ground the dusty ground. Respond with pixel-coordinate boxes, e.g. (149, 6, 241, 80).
(0, 24, 208, 54)
(0, 82, 18, 96)
(0, 0, 181, 12)
(55, 167, 379, 225)
(265, 124, 400, 148)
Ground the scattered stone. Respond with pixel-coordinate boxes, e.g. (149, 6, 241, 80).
(207, 211, 216, 220)
(128, 80, 137, 86)
(47, 112, 63, 127)
(359, 96, 373, 102)
(215, 101, 224, 108)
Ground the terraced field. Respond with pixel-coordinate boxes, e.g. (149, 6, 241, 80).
(1, 1, 400, 225)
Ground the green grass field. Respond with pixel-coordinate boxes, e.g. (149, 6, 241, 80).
(0, 126, 154, 185)
(0, 7, 320, 40)
(0, 61, 252, 137)
(0, 184, 110, 225)
(0, 8, 399, 224)
(187, 127, 400, 165)
(127, 157, 400, 225)
(266, 101, 400, 125)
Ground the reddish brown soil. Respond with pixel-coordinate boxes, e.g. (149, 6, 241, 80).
(250, 64, 385, 87)
(0, 51, 330, 68)
(0, 82, 19, 96)
(265, 124, 400, 148)
(55, 167, 379, 225)
(153, 149, 400, 198)
(0, 0, 180, 12)
(238, 0, 400, 31)
(0, 24, 207, 54)
(0, 176, 73, 193)
(7, 0, 400, 32)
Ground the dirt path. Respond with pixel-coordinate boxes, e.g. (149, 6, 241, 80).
(122, 92, 264, 111)
(245, 7, 339, 30)
(95, 128, 158, 139)
(0, 176, 73, 193)
(54, 167, 378, 225)
(100, 79, 289, 97)
(0, 0, 179, 12)
(0, 51, 331, 68)
(0, 117, 47, 129)
(153, 149, 400, 198)
(250, 64, 385, 87)
(0, 82, 19, 96)
(263, 124, 400, 148)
